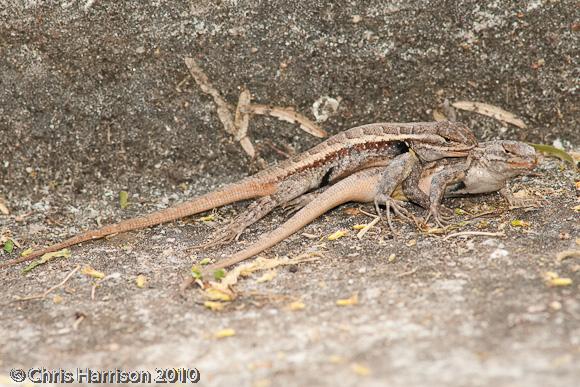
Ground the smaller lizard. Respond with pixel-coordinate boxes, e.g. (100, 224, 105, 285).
(197, 140, 538, 278)
(1, 121, 476, 269)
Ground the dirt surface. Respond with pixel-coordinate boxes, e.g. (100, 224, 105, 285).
(1, 1, 579, 386)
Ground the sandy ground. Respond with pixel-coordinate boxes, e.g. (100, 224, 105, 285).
(0, 1, 579, 386)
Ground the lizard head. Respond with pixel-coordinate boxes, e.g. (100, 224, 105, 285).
(451, 140, 538, 195)
(410, 121, 478, 162)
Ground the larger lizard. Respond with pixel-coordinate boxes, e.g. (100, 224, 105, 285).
(0, 121, 476, 269)
(196, 140, 538, 278)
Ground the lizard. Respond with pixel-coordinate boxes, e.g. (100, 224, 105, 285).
(194, 140, 538, 280)
(0, 121, 476, 269)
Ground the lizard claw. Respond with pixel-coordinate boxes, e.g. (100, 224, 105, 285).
(425, 205, 453, 228)
(281, 192, 319, 216)
(374, 195, 419, 234)
(188, 224, 245, 251)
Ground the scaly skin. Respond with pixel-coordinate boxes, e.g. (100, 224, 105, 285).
(1, 121, 475, 269)
(199, 140, 537, 277)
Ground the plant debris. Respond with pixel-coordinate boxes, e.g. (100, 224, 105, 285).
(328, 230, 347, 241)
(81, 265, 105, 279)
(336, 293, 358, 306)
(452, 100, 526, 128)
(240, 104, 327, 138)
(119, 190, 129, 209)
(214, 328, 236, 339)
(529, 143, 576, 166)
(22, 249, 71, 273)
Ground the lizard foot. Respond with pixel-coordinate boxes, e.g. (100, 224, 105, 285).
(374, 195, 419, 234)
(281, 191, 320, 216)
(425, 205, 454, 228)
(189, 224, 245, 251)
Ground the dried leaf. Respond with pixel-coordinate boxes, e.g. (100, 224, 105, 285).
(351, 363, 371, 376)
(207, 253, 322, 291)
(343, 207, 361, 216)
(432, 110, 447, 121)
(214, 328, 236, 339)
(405, 239, 417, 247)
(544, 272, 573, 287)
(198, 214, 215, 222)
(22, 249, 71, 273)
(21, 248, 33, 257)
(556, 250, 580, 263)
(256, 270, 277, 283)
(336, 293, 358, 306)
(184, 58, 236, 135)
(81, 265, 105, 279)
(289, 301, 305, 311)
(119, 190, 129, 209)
(135, 274, 147, 288)
(352, 224, 366, 230)
(205, 288, 233, 301)
(204, 301, 225, 311)
(0, 198, 9, 215)
(387, 253, 396, 262)
(573, 205, 580, 212)
(356, 217, 380, 239)
(234, 89, 251, 140)
(510, 219, 530, 228)
(452, 100, 526, 128)
(240, 104, 327, 138)
(328, 230, 347, 241)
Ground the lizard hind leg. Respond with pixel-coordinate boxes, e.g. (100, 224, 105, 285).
(372, 152, 420, 234)
(193, 195, 281, 250)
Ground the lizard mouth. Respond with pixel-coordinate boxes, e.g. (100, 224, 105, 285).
(508, 158, 538, 169)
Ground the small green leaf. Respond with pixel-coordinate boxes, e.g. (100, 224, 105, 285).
(454, 208, 467, 215)
(119, 190, 129, 209)
(213, 269, 226, 281)
(199, 257, 211, 265)
(3, 239, 14, 253)
(529, 143, 575, 166)
(191, 266, 202, 279)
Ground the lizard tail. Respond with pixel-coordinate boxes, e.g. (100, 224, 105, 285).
(0, 179, 277, 269)
(204, 168, 384, 274)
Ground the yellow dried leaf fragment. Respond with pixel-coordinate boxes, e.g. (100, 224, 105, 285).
(135, 274, 148, 288)
(215, 328, 235, 339)
(198, 214, 215, 222)
(204, 301, 225, 311)
(405, 239, 417, 247)
(256, 270, 277, 283)
(544, 272, 573, 287)
(336, 293, 358, 306)
(205, 288, 233, 301)
(328, 230, 347, 241)
(351, 363, 371, 376)
(510, 219, 530, 228)
(289, 301, 305, 311)
(81, 265, 105, 279)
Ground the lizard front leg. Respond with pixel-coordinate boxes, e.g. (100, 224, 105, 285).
(373, 151, 421, 232)
(423, 161, 471, 227)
